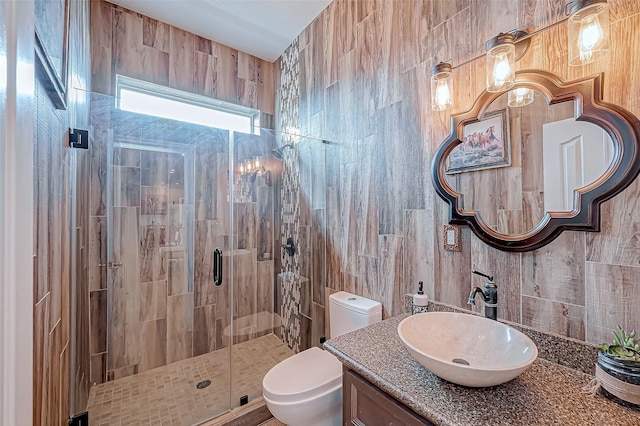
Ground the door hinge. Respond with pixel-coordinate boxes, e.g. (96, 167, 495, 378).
(69, 128, 89, 149)
(68, 411, 89, 426)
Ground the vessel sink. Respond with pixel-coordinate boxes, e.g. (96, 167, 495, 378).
(397, 312, 538, 387)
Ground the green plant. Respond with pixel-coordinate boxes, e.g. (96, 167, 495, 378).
(599, 326, 640, 363)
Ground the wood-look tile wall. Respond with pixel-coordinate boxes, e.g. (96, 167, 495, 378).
(88, 1, 279, 381)
(282, 0, 640, 344)
(33, 81, 71, 426)
(33, 0, 92, 423)
(86, 96, 279, 382)
(70, 0, 93, 414)
(90, 0, 275, 116)
(297, 140, 328, 351)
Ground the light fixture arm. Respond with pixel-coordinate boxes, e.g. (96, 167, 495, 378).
(447, 19, 568, 73)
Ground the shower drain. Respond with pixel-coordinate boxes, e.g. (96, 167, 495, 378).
(196, 380, 212, 389)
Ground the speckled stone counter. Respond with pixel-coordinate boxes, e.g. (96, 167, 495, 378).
(325, 314, 640, 426)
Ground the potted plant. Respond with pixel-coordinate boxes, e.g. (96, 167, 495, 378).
(597, 326, 640, 410)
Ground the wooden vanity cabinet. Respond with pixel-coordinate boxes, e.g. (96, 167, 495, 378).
(343, 368, 434, 426)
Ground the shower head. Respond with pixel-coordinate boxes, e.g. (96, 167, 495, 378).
(271, 144, 294, 160)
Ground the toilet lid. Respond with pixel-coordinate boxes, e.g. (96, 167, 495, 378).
(263, 347, 342, 403)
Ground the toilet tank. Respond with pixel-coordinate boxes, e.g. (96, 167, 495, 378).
(329, 291, 382, 338)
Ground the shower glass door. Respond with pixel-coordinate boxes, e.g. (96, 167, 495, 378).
(229, 129, 284, 407)
(91, 91, 234, 424)
(86, 90, 289, 425)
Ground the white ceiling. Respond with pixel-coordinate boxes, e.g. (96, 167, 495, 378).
(107, 0, 332, 62)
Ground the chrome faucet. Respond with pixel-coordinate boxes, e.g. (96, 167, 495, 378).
(467, 269, 497, 320)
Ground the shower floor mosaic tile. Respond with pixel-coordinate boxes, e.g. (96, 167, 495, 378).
(87, 334, 293, 426)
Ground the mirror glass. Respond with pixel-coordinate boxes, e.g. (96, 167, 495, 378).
(443, 89, 615, 236)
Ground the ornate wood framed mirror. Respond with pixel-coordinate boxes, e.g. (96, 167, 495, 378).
(431, 70, 640, 252)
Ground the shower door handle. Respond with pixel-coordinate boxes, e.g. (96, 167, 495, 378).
(213, 248, 223, 286)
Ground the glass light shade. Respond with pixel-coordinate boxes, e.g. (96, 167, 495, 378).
(508, 87, 534, 107)
(244, 159, 253, 172)
(431, 62, 454, 111)
(568, 1, 609, 66)
(253, 156, 260, 169)
(239, 163, 245, 174)
(486, 38, 515, 93)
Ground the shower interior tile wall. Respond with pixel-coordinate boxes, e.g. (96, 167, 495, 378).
(276, 38, 329, 353)
(88, 2, 286, 385)
(278, 39, 301, 353)
(274, 151, 326, 354)
(88, 96, 278, 382)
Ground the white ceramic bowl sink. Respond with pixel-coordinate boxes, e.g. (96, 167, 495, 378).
(398, 312, 538, 387)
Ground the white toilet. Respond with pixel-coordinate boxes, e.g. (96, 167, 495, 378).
(262, 291, 382, 426)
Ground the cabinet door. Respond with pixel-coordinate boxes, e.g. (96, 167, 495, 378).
(343, 368, 434, 426)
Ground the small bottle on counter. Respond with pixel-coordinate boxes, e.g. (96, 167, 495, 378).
(412, 281, 429, 315)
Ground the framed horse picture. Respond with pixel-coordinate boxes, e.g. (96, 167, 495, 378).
(445, 108, 511, 174)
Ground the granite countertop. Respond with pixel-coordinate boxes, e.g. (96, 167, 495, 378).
(324, 313, 640, 426)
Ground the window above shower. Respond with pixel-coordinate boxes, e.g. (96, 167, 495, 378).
(115, 75, 261, 135)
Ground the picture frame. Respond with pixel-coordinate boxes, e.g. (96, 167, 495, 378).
(446, 108, 511, 174)
(34, 0, 69, 110)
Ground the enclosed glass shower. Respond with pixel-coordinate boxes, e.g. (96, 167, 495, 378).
(81, 90, 323, 424)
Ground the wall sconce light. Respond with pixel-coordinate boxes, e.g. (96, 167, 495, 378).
(244, 159, 254, 173)
(486, 33, 516, 92)
(237, 156, 267, 184)
(430, 5, 609, 115)
(508, 87, 535, 107)
(485, 31, 531, 93)
(431, 62, 454, 111)
(567, 0, 609, 66)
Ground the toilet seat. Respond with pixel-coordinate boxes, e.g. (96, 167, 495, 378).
(262, 347, 342, 403)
